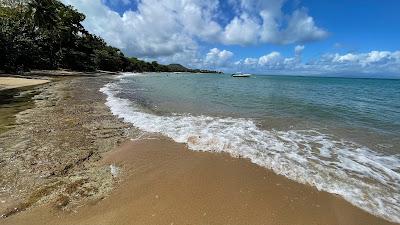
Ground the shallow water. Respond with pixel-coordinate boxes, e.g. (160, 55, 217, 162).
(0, 89, 38, 134)
(101, 72, 400, 223)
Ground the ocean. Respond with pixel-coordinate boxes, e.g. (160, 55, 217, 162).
(100, 72, 400, 223)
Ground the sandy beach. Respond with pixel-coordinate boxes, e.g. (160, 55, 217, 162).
(0, 74, 398, 225)
(0, 77, 50, 91)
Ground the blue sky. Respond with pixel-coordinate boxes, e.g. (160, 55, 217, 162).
(62, 0, 400, 77)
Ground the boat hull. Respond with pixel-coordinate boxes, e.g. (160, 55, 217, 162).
(232, 74, 251, 77)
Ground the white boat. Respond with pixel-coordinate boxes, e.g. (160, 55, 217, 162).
(232, 72, 251, 77)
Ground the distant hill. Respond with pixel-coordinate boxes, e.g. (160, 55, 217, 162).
(167, 64, 222, 74)
(167, 64, 191, 72)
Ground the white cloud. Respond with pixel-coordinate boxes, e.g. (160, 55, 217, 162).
(323, 51, 400, 72)
(233, 49, 400, 76)
(221, 14, 260, 45)
(62, 0, 327, 63)
(258, 52, 282, 66)
(62, 0, 204, 59)
(278, 8, 328, 44)
(364, 51, 392, 65)
(293, 45, 305, 63)
(205, 48, 234, 66)
(333, 53, 358, 63)
(235, 46, 303, 71)
(243, 57, 258, 65)
(256, 1, 328, 44)
(178, 0, 222, 41)
(222, 0, 328, 45)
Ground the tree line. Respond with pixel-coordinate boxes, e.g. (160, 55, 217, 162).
(0, 0, 220, 74)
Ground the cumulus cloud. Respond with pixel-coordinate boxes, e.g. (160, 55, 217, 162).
(258, 52, 282, 66)
(243, 57, 258, 66)
(237, 46, 303, 71)
(234, 48, 400, 75)
(232, 0, 328, 45)
(276, 8, 328, 44)
(62, 0, 209, 59)
(61, 0, 327, 62)
(221, 0, 327, 45)
(221, 14, 260, 45)
(205, 48, 234, 66)
(319, 51, 400, 72)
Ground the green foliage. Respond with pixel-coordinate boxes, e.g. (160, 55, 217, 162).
(0, 5, 37, 72)
(167, 64, 191, 72)
(94, 46, 128, 72)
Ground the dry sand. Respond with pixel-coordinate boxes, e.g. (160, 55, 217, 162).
(0, 77, 50, 91)
(2, 137, 397, 225)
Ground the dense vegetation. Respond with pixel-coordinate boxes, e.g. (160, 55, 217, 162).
(0, 0, 220, 74)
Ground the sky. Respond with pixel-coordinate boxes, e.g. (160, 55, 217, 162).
(61, 0, 400, 77)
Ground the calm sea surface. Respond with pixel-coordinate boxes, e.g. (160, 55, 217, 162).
(101, 73, 400, 222)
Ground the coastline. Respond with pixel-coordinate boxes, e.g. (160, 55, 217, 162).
(0, 72, 398, 225)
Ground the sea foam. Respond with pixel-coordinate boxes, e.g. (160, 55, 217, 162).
(100, 77, 400, 223)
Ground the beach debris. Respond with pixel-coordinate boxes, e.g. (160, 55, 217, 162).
(110, 164, 120, 177)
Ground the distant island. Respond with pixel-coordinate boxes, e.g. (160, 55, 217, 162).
(165, 64, 222, 74)
(0, 0, 221, 74)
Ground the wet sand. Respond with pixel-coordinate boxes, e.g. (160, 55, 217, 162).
(0, 77, 50, 91)
(0, 75, 135, 219)
(2, 137, 397, 225)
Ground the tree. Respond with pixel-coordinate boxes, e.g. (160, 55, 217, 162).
(26, 0, 60, 30)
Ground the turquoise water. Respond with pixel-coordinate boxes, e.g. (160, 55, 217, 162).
(101, 73, 400, 222)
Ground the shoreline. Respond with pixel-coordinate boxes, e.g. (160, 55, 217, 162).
(0, 73, 398, 224)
